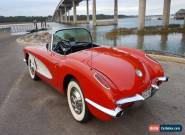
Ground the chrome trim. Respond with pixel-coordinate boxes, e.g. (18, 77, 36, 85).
(23, 58, 26, 63)
(85, 98, 122, 117)
(145, 54, 159, 64)
(116, 94, 144, 105)
(112, 48, 129, 54)
(93, 73, 110, 90)
(158, 76, 168, 82)
(50, 34, 53, 50)
(86, 83, 163, 117)
(136, 69, 143, 78)
(151, 84, 159, 90)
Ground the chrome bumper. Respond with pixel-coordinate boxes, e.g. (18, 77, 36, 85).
(85, 89, 157, 118)
(23, 58, 27, 63)
(116, 94, 144, 105)
(85, 76, 168, 118)
(158, 76, 169, 82)
(85, 93, 146, 118)
(85, 98, 123, 118)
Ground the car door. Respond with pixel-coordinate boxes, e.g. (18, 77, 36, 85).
(41, 34, 66, 90)
(28, 35, 63, 91)
(46, 51, 64, 90)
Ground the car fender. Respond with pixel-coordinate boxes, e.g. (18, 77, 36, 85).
(59, 59, 117, 121)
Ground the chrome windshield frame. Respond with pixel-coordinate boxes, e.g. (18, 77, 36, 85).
(55, 27, 93, 44)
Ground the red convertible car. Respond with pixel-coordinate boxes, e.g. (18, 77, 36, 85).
(23, 28, 168, 122)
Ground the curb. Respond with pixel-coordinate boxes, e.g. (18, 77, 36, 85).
(148, 54, 185, 64)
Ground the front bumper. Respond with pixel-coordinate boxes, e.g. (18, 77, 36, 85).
(85, 76, 168, 118)
(158, 76, 169, 82)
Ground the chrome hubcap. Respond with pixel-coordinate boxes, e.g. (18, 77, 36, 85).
(29, 60, 35, 75)
(70, 87, 83, 114)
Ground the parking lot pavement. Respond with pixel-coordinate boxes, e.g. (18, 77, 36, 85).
(0, 33, 185, 135)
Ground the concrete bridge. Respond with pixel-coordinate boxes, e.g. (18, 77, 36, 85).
(53, 0, 171, 30)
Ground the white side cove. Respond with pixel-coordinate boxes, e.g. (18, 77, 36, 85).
(29, 53, 52, 79)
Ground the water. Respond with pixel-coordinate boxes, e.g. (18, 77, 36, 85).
(2, 17, 185, 55)
(117, 17, 184, 28)
(48, 18, 185, 56)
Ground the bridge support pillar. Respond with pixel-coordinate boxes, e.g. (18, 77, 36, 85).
(68, 12, 71, 22)
(56, 11, 58, 23)
(86, 0, 90, 23)
(93, 0, 97, 26)
(64, 6, 67, 22)
(56, 10, 60, 23)
(55, 13, 57, 22)
(59, 9, 63, 23)
(114, 0, 118, 25)
(73, 0, 77, 24)
(138, 0, 146, 31)
(163, 0, 171, 29)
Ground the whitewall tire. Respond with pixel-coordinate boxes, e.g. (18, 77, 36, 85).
(28, 56, 39, 80)
(67, 79, 90, 122)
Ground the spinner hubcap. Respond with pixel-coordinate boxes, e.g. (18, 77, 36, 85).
(70, 87, 83, 114)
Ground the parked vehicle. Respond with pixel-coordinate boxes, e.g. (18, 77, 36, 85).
(23, 28, 168, 122)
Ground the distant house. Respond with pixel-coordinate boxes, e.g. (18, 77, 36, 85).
(175, 9, 185, 20)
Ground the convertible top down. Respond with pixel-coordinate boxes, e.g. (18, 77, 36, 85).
(23, 28, 168, 122)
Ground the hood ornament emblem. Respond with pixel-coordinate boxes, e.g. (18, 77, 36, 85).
(136, 69, 143, 78)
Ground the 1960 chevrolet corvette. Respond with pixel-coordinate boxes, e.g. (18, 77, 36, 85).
(23, 28, 168, 122)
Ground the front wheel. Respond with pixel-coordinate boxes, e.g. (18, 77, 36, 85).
(67, 79, 90, 122)
(28, 56, 39, 80)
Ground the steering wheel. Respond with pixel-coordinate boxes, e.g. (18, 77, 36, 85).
(58, 39, 71, 48)
(56, 39, 71, 53)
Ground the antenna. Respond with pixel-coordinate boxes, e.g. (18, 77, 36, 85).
(90, 44, 93, 70)
(90, 28, 93, 71)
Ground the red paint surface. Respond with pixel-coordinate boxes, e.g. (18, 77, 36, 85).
(23, 45, 165, 121)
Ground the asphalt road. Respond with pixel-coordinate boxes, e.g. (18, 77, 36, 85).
(0, 33, 184, 135)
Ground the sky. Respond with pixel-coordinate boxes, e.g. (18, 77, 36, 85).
(0, 0, 185, 16)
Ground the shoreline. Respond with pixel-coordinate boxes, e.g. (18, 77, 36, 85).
(15, 31, 185, 64)
(16, 32, 51, 45)
(106, 24, 185, 39)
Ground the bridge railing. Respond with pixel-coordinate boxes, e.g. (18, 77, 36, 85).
(0, 23, 35, 34)
(0, 23, 50, 34)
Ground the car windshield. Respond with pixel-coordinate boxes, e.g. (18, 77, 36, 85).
(54, 28, 92, 46)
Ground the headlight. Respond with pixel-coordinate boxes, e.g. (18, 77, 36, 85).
(94, 73, 110, 90)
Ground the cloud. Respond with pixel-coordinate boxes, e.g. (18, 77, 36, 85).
(0, 0, 58, 16)
(0, 0, 185, 16)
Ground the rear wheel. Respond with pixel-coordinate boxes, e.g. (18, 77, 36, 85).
(67, 79, 90, 122)
(28, 56, 39, 80)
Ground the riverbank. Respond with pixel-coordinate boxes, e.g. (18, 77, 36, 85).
(16, 32, 51, 45)
(106, 24, 185, 39)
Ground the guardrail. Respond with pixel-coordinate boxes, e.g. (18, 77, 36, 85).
(0, 25, 11, 32)
(0, 23, 34, 34)
(0, 23, 50, 34)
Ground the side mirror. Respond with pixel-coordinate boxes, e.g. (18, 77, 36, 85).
(46, 43, 49, 50)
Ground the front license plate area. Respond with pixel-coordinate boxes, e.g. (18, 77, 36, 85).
(142, 89, 152, 99)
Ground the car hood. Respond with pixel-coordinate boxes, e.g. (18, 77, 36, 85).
(87, 47, 150, 96)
